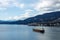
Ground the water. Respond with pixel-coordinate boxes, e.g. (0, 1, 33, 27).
(0, 24, 60, 40)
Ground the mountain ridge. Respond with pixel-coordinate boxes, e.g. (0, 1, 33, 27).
(0, 11, 60, 25)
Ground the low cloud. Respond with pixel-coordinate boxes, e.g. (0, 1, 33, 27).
(6, 9, 33, 20)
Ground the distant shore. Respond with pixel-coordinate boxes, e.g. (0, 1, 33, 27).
(28, 23, 60, 27)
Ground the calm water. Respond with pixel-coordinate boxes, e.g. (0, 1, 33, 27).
(0, 24, 60, 40)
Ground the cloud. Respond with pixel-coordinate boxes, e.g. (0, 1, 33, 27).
(5, 9, 33, 20)
(13, 1, 25, 8)
(0, 0, 60, 20)
(0, 0, 25, 10)
(20, 4, 25, 8)
(34, 0, 60, 12)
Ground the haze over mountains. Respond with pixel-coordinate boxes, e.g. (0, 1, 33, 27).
(0, 11, 60, 25)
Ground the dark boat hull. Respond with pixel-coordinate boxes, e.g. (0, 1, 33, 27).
(33, 29, 45, 33)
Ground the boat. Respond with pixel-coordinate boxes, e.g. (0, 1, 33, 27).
(33, 27, 45, 33)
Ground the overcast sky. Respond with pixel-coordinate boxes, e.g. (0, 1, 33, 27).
(0, 0, 60, 20)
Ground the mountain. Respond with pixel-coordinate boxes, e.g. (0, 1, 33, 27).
(24, 11, 60, 24)
(0, 20, 24, 24)
(0, 11, 60, 25)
